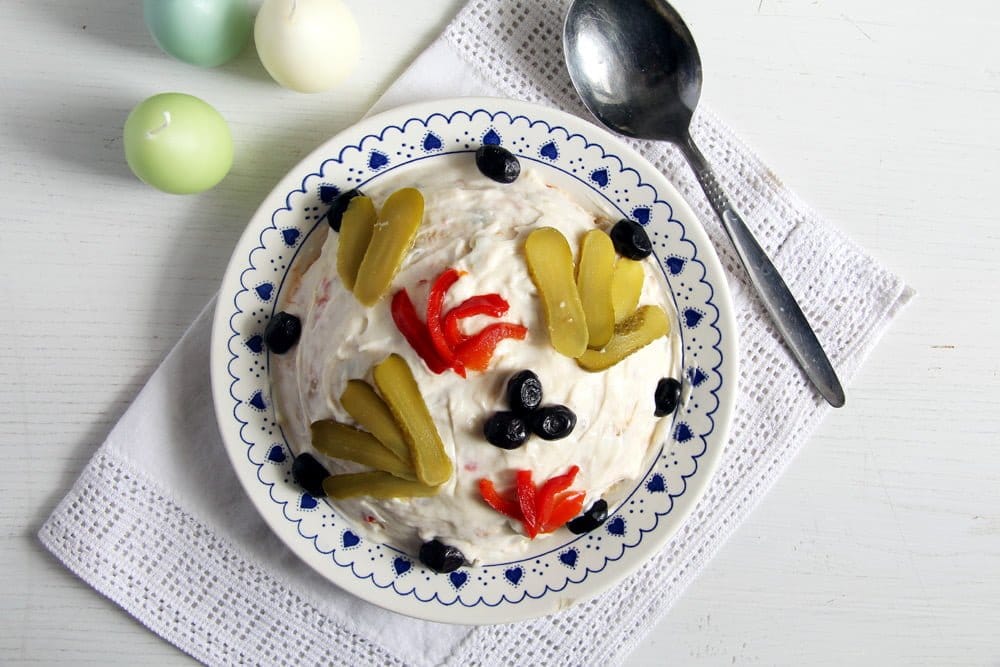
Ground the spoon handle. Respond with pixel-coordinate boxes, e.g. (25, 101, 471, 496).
(679, 133, 845, 407)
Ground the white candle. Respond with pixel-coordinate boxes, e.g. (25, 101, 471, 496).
(254, 0, 361, 93)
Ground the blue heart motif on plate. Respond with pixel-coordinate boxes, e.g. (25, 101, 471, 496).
(393, 557, 411, 576)
(248, 391, 266, 411)
(683, 308, 704, 328)
(368, 151, 389, 170)
(255, 283, 274, 302)
(342, 530, 360, 548)
(607, 517, 626, 536)
(245, 335, 263, 354)
(423, 132, 443, 151)
(319, 184, 340, 204)
(267, 445, 286, 463)
(646, 474, 666, 493)
(590, 168, 609, 187)
(449, 571, 468, 589)
(675, 422, 694, 442)
(559, 549, 578, 568)
(282, 228, 300, 246)
(688, 367, 708, 386)
(504, 567, 523, 585)
(299, 493, 318, 510)
(665, 257, 686, 275)
(482, 128, 501, 145)
(539, 141, 559, 160)
(632, 207, 651, 225)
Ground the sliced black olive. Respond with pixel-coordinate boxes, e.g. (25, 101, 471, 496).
(292, 453, 329, 497)
(567, 499, 609, 534)
(419, 539, 466, 573)
(506, 370, 543, 415)
(483, 411, 529, 450)
(326, 188, 364, 232)
(475, 145, 521, 184)
(529, 405, 576, 440)
(264, 311, 301, 354)
(654, 377, 682, 417)
(610, 219, 652, 260)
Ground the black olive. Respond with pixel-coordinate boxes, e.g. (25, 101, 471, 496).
(292, 453, 329, 497)
(483, 411, 529, 449)
(264, 311, 302, 354)
(506, 370, 543, 414)
(529, 405, 576, 440)
(326, 188, 364, 232)
(654, 377, 682, 417)
(610, 219, 653, 260)
(475, 145, 521, 184)
(567, 499, 609, 534)
(419, 539, 467, 573)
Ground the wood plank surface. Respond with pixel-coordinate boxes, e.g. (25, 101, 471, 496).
(0, 0, 996, 664)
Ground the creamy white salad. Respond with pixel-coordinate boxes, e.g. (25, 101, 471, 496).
(270, 158, 679, 564)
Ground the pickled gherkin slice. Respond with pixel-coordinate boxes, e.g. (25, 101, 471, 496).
(611, 257, 644, 323)
(336, 195, 376, 292)
(340, 379, 412, 465)
(323, 471, 440, 500)
(353, 188, 424, 306)
(311, 419, 416, 481)
(373, 354, 453, 486)
(576, 229, 617, 349)
(577, 305, 670, 372)
(524, 227, 589, 358)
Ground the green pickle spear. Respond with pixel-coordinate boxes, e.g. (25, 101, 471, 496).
(373, 354, 453, 486)
(311, 419, 416, 481)
(577, 305, 670, 372)
(336, 195, 377, 292)
(323, 471, 440, 500)
(353, 188, 424, 306)
(340, 379, 412, 465)
(577, 229, 617, 349)
(524, 227, 589, 358)
(610, 257, 644, 323)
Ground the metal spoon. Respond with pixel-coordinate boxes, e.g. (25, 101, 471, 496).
(563, 0, 845, 407)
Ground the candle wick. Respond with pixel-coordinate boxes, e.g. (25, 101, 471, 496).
(288, 0, 297, 19)
(146, 111, 172, 139)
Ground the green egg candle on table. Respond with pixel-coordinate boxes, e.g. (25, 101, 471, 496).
(123, 93, 233, 195)
(143, 0, 251, 67)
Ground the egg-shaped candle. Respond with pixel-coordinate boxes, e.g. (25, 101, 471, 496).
(123, 93, 233, 194)
(144, 0, 252, 68)
(254, 0, 361, 93)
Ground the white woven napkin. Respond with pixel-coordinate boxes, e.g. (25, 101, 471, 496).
(39, 1, 913, 665)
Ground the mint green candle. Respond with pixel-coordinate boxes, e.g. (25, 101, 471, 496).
(123, 93, 233, 195)
(144, 0, 251, 68)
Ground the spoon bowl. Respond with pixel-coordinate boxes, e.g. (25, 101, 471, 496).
(564, 0, 845, 407)
(564, 0, 701, 142)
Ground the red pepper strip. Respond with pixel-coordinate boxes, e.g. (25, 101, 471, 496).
(535, 465, 580, 528)
(540, 491, 586, 534)
(426, 268, 466, 377)
(478, 478, 522, 520)
(516, 470, 539, 538)
(454, 323, 529, 372)
(390, 290, 450, 374)
(442, 294, 510, 348)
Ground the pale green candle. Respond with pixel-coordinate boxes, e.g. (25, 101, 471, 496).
(123, 93, 233, 195)
(144, 0, 251, 68)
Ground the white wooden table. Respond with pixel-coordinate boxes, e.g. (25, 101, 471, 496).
(2, 0, 997, 664)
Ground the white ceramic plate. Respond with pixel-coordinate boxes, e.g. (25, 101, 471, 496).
(210, 98, 737, 624)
